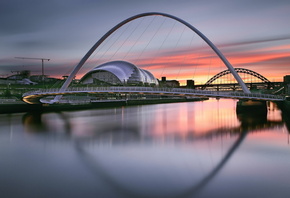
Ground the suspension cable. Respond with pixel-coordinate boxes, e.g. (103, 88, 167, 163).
(122, 16, 154, 60)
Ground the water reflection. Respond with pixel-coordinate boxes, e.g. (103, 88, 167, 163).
(22, 112, 48, 133)
(21, 101, 288, 141)
(2, 99, 290, 198)
(23, 112, 72, 134)
(282, 111, 290, 133)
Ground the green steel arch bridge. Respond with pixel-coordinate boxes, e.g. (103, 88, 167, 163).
(195, 68, 283, 91)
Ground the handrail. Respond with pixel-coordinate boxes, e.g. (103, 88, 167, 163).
(22, 86, 285, 102)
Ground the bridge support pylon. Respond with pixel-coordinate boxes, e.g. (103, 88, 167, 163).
(236, 100, 267, 115)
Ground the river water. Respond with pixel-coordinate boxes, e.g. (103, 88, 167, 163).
(0, 98, 290, 198)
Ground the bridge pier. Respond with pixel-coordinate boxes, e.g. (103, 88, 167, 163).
(236, 105, 267, 129)
(236, 100, 267, 114)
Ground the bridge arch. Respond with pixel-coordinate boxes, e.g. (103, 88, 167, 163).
(56, 12, 250, 102)
(204, 68, 271, 85)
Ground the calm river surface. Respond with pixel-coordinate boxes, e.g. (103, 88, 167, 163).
(1, 99, 290, 198)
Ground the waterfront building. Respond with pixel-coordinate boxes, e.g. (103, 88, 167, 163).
(80, 61, 158, 86)
(186, 80, 195, 88)
(0, 70, 60, 85)
(0, 70, 37, 85)
(159, 76, 180, 88)
(30, 75, 60, 83)
(284, 75, 290, 94)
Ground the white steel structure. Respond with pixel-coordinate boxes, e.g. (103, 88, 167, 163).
(52, 12, 251, 103)
(23, 86, 284, 104)
(80, 61, 158, 86)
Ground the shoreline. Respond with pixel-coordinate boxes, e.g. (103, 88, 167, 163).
(0, 97, 208, 114)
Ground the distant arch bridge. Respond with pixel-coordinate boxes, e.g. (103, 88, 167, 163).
(198, 68, 280, 91)
(205, 68, 271, 85)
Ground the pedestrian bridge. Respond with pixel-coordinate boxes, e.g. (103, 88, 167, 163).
(22, 86, 285, 104)
(21, 12, 286, 105)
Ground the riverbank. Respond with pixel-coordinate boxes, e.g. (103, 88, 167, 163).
(0, 97, 208, 114)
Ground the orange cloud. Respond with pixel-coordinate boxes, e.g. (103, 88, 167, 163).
(135, 42, 290, 84)
(50, 38, 290, 86)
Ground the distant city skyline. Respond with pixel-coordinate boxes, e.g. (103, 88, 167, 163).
(1, 0, 289, 84)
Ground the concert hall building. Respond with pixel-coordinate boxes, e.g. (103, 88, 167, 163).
(80, 61, 158, 86)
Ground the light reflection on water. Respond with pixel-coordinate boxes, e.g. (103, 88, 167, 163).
(0, 99, 290, 198)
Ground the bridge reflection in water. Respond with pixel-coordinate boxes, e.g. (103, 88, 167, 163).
(12, 99, 288, 198)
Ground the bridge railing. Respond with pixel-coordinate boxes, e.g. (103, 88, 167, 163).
(22, 86, 285, 101)
(227, 91, 284, 100)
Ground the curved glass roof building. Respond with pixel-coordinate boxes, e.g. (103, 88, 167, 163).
(80, 61, 158, 86)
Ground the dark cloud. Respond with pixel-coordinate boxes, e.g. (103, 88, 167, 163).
(149, 34, 290, 59)
(0, 0, 289, 79)
(0, 0, 108, 35)
(13, 40, 46, 49)
(0, 0, 55, 35)
(234, 0, 290, 9)
(220, 35, 290, 48)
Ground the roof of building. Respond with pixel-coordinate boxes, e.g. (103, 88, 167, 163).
(80, 60, 158, 85)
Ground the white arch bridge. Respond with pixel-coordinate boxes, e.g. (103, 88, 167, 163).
(21, 12, 285, 104)
(22, 87, 284, 104)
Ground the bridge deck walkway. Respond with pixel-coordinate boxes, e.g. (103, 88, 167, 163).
(22, 87, 285, 104)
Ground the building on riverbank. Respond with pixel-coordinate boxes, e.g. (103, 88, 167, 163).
(79, 61, 159, 86)
(284, 75, 290, 95)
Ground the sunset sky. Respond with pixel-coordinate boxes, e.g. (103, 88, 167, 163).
(1, 0, 289, 85)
